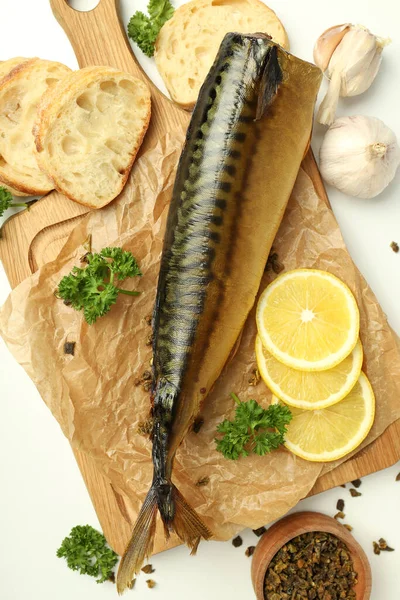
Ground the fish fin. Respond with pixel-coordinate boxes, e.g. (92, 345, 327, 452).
(117, 481, 212, 594)
(256, 45, 283, 121)
(116, 487, 158, 595)
(170, 483, 212, 554)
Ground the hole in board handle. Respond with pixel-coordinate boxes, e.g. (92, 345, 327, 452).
(66, 0, 100, 11)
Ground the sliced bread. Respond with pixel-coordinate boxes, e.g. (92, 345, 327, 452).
(34, 66, 151, 209)
(0, 58, 72, 196)
(155, 0, 289, 109)
(0, 58, 29, 81)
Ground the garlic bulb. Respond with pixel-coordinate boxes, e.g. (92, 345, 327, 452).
(314, 25, 390, 125)
(319, 116, 400, 198)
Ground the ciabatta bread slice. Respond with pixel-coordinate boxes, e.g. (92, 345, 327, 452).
(34, 66, 151, 209)
(0, 58, 72, 196)
(155, 0, 289, 109)
(0, 58, 29, 81)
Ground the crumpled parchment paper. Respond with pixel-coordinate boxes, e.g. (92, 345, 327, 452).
(1, 132, 400, 552)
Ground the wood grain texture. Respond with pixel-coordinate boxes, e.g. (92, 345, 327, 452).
(251, 512, 372, 600)
(0, 0, 399, 555)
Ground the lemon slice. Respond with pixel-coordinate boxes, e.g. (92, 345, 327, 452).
(256, 336, 363, 410)
(271, 372, 375, 462)
(256, 269, 360, 371)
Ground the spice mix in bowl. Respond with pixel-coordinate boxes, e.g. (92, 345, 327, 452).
(251, 512, 372, 600)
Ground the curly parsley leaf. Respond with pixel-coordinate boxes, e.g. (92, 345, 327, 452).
(56, 247, 141, 325)
(215, 393, 292, 460)
(127, 0, 174, 57)
(0, 186, 29, 217)
(57, 525, 118, 584)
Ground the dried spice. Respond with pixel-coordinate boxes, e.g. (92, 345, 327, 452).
(390, 241, 399, 253)
(245, 546, 256, 557)
(253, 526, 267, 537)
(344, 524, 353, 532)
(134, 370, 153, 392)
(265, 248, 285, 274)
(248, 368, 261, 387)
(264, 531, 358, 600)
(336, 499, 345, 512)
(340, 484, 346, 488)
(192, 416, 204, 433)
(146, 579, 156, 588)
(334, 511, 345, 520)
(373, 541, 381, 555)
(142, 564, 155, 574)
(127, 578, 136, 589)
(144, 313, 152, 326)
(396, 472, 400, 482)
(349, 488, 362, 497)
(137, 418, 154, 436)
(378, 538, 395, 552)
(146, 332, 153, 346)
(351, 479, 362, 488)
(63, 341, 76, 356)
(232, 535, 243, 548)
(196, 476, 210, 487)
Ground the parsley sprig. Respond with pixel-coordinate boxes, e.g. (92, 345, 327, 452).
(127, 0, 174, 57)
(56, 247, 141, 325)
(0, 186, 29, 217)
(57, 525, 118, 584)
(215, 393, 292, 460)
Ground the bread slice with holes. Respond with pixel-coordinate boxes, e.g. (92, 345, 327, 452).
(0, 58, 29, 82)
(155, 0, 289, 109)
(0, 58, 72, 196)
(0, 58, 31, 196)
(34, 66, 151, 209)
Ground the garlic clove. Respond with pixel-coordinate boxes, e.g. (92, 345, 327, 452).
(313, 23, 351, 71)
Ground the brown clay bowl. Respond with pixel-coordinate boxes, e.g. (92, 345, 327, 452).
(251, 511, 372, 600)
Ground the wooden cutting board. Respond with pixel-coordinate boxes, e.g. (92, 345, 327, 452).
(0, 0, 399, 555)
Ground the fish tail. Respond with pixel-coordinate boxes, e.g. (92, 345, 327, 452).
(158, 480, 212, 554)
(116, 486, 158, 594)
(116, 480, 212, 594)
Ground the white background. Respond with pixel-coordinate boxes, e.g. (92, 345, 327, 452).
(1, 0, 400, 598)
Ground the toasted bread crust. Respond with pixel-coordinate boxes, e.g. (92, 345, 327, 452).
(0, 58, 72, 195)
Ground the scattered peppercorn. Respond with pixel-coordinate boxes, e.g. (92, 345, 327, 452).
(232, 536, 243, 548)
(265, 248, 284, 274)
(264, 531, 357, 600)
(142, 564, 155, 574)
(196, 476, 210, 487)
(253, 526, 267, 537)
(146, 333, 153, 346)
(351, 479, 362, 488)
(378, 538, 395, 552)
(390, 241, 399, 253)
(396, 472, 400, 482)
(336, 499, 345, 512)
(137, 418, 154, 436)
(245, 546, 256, 557)
(349, 488, 362, 497)
(340, 484, 346, 488)
(373, 541, 381, 555)
(344, 524, 353, 532)
(63, 341, 76, 355)
(146, 579, 156, 588)
(144, 314, 152, 326)
(334, 511, 345, 520)
(192, 416, 204, 433)
(248, 368, 260, 386)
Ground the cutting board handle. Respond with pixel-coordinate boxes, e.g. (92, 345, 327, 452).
(50, 0, 155, 87)
(49, 0, 188, 146)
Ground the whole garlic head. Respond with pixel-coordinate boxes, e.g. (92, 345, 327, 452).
(319, 116, 400, 199)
